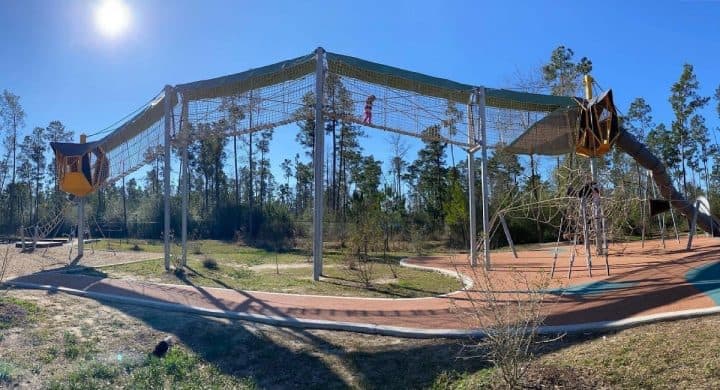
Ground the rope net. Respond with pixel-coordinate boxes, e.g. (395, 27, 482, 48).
(181, 73, 315, 140)
(81, 48, 582, 200)
(104, 113, 164, 186)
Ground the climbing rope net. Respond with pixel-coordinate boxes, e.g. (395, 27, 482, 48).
(78, 49, 576, 193)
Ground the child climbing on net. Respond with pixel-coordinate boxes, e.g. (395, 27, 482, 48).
(363, 95, 376, 124)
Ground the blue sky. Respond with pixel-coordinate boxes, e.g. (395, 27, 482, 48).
(2, 0, 720, 185)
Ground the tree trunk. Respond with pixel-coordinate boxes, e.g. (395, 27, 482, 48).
(122, 174, 128, 236)
(680, 133, 688, 196)
(35, 165, 40, 224)
(704, 159, 710, 197)
(339, 130, 346, 219)
(234, 135, 239, 205)
(9, 117, 17, 232)
(332, 120, 337, 212)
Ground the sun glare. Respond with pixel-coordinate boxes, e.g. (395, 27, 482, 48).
(94, 0, 131, 38)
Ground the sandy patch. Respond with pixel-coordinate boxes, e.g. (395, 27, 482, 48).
(0, 242, 159, 280)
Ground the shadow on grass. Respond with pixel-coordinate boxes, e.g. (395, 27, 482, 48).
(11, 242, 720, 387)
(20, 277, 488, 389)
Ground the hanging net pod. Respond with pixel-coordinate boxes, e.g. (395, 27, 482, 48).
(50, 140, 110, 197)
(504, 89, 620, 158)
(575, 89, 620, 158)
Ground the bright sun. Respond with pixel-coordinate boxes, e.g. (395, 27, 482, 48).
(94, 0, 131, 38)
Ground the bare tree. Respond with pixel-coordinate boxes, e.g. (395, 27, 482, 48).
(387, 133, 409, 196)
(456, 254, 556, 389)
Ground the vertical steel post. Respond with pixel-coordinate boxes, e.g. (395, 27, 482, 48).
(584, 74, 604, 255)
(649, 171, 667, 248)
(477, 87, 491, 270)
(640, 167, 647, 248)
(687, 199, 699, 250)
(77, 133, 87, 258)
(163, 85, 173, 271)
(312, 47, 326, 281)
(180, 97, 189, 267)
(467, 94, 477, 267)
(78, 197, 85, 257)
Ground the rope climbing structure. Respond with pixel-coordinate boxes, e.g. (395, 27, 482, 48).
(48, 47, 720, 277)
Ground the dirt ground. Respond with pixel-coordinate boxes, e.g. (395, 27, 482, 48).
(0, 289, 481, 389)
(0, 242, 159, 280)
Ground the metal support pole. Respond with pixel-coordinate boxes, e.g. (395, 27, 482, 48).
(669, 206, 680, 244)
(640, 167, 648, 248)
(687, 199, 700, 250)
(584, 75, 604, 255)
(312, 47, 326, 281)
(568, 233, 578, 279)
(467, 151, 477, 266)
(499, 213, 517, 259)
(477, 88, 491, 270)
(180, 98, 189, 267)
(78, 197, 85, 258)
(550, 217, 564, 277)
(33, 225, 38, 251)
(467, 94, 478, 266)
(163, 85, 173, 271)
(581, 198, 592, 277)
(649, 171, 666, 248)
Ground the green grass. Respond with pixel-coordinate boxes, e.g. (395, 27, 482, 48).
(100, 255, 461, 298)
(0, 295, 40, 330)
(11, 287, 720, 388)
(89, 240, 463, 298)
(0, 361, 14, 383)
(47, 348, 255, 390)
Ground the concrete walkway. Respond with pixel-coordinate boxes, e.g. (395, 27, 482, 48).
(7, 237, 720, 337)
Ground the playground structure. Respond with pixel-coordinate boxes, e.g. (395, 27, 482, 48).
(44, 47, 720, 279)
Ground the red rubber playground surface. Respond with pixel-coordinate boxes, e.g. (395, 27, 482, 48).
(8, 237, 720, 335)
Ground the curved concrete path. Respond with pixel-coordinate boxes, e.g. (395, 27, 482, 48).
(7, 237, 720, 337)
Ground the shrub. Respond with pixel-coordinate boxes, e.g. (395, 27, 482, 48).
(459, 256, 555, 389)
(0, 361, 13, 383)
(63, 331, 80, 360)
(202, 258, 218, 270)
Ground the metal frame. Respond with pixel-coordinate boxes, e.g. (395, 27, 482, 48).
(312, 47, 326, 281)
(687, 199, 700, 250)
(77, 197, 85, 258)
(467, 95, 477, 266)
(163, 85, 174, 270)
(477, 88, 491, 270)
(180, 96, 189, 267)
(100, 48, 516, 279)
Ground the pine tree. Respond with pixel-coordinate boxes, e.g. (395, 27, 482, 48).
(542, 46, 592, 96)
(669, 64, 710, 196)
(45, 120, 74, 191)
(0, 90, 26, 231)
(20, 127, 46, 223)
(407, 125, 448, 232)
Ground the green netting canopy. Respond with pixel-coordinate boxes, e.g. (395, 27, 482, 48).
(326, 51, 576, 111)
(504, 105, 582, 155)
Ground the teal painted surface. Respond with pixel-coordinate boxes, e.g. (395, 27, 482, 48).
(686, 261, 720, 305)
(547, 280, 638, 297)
